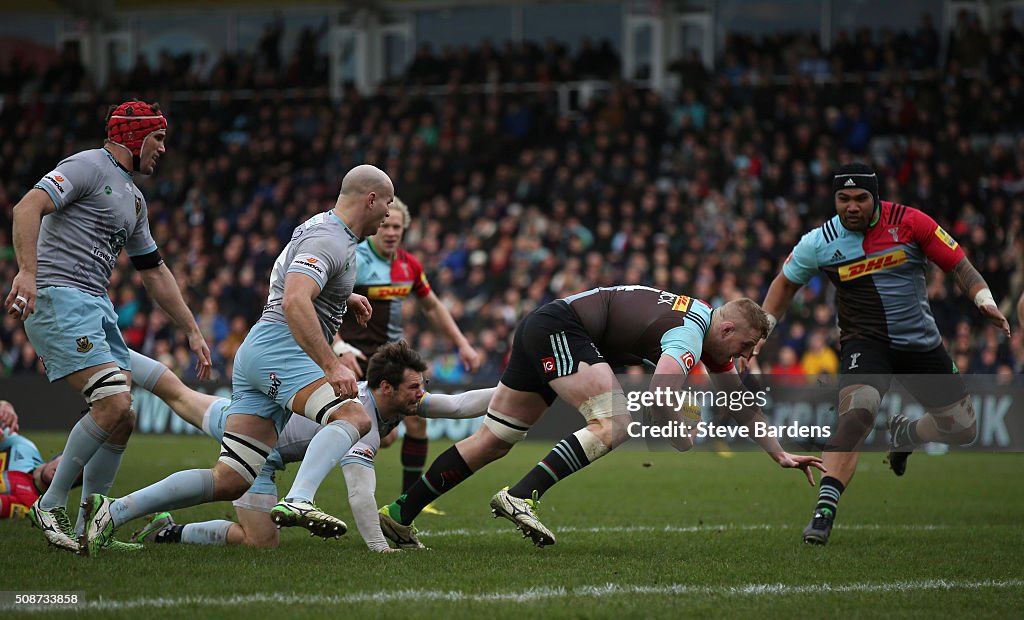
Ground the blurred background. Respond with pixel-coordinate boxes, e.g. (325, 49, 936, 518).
(2, 0, 1023, 388)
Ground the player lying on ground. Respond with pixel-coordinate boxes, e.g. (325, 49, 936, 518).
(379, 287, 825, 548)
(1, 401, 81, 519)
(752, 162, 1010, 545)
(123, 345, 492, 550)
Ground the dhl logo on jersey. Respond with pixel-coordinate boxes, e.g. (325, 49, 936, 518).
(838, 249, 908, 281)
(367, 284, 412, 300)
(671, 295, 693, 312)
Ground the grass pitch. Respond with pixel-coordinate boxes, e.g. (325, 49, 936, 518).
(1, 433, 1022, 618)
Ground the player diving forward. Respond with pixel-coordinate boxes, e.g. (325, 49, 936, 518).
(379, 286, 825, 548)
(125, 344, 492, 551)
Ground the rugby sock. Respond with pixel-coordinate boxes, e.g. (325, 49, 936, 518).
(180, 520, 233, 545)
(128, 350, 169, 391)
(815, 476, 845, 517)
(895, 419, 925, 446)
(508, 434, 591, 500)
(74, 442, 127, 536)
(284, 419, 361, 503)
(391, 445, 473, 525)
(401, 436, 429, 492)
(39, 414, 110, 510)
(109, 469, 215, 528)
(154, 524, 185, 543)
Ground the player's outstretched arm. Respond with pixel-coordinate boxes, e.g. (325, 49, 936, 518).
(951, 257, 1010, 338)
(418, 291, 481, 372)
(709, 368, 825, 485)
(5, 190, 54, 320)
(342, 463, 397, 552)
(139, 264, 213, 379)
(418, 388, 496, 419)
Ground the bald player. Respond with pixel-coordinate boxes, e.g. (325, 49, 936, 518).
(80, 164, 394, 555)
(5, 100, 211, 553)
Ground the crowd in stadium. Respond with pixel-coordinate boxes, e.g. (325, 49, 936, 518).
(1, 9, 1023, 384)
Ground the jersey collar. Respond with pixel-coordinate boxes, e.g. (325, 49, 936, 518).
(366, 237, 393, 263)
(331, 212, 360, 242)
(102, 148, 134, 181)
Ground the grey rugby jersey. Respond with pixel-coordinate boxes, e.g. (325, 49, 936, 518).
(33, 148, 157, 295)
(259, 211, 359, 341)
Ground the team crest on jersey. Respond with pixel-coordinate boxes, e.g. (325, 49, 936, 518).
(838, 249, 907, 281)
(541, 356, 556, 374)
(671, 296, 693, 312)
(134, 196, 142, 217)
(108, 228, 128, 255)
(680, 351, 696, 371)
(935, 226, 958, 250)
(75, 337, 93, 353)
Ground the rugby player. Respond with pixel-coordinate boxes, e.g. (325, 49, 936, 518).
(124, 345, 492, 550)
(379, 286, 825, 547)
(5, 100, 212, 552)
(80, 165, 392, 555)
(337, 197, 480, 509)
(756, 162, 1009, 545)
(1, 401, 78, 520)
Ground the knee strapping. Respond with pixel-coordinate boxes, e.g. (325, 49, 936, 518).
(579, 390, 628, 422)
(484, 409, 532, 444)
(218, 432, 271, 485)
(295, 383, 358, 425)
(82, 369, 130, 403)
(572, 427, 611, 461)
(839, 384, 881, 416)
(929, 396, 976, 436)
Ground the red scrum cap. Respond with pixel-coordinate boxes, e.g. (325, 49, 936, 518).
(106, 100, 167, 164)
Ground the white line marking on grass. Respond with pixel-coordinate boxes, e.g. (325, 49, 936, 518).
(417, 523, 950, 537)
(8, 579, 1022, 612)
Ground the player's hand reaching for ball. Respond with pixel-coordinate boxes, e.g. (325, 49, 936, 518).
(978, 303, 1010, 339)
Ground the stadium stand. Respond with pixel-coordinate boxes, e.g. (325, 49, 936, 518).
(1, 8, 1023, 386)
